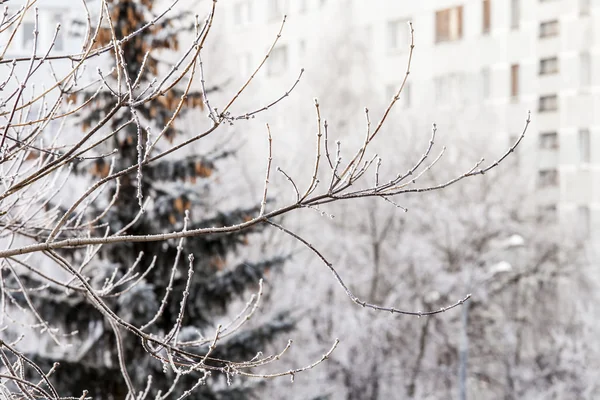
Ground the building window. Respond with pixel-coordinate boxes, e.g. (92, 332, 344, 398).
(299, 0, 308, 13)
(53, 14, 63, 51)
(538, 204, 558, 223)
(245, 1, 253, 23)
(386, 84, 396, 100)
(577, 205, 591, 237)
(511, 0, 520, 29)
(482, 0, 491, 34)
(481, 67, 490, 99)
(240, 53, 253, 76)
(234, 2, 243, 25)
(387, 19, 410, 51)
(403, 82, 411, 108)
(22, 21, 35, 49)
(580, 52, 591, 87)
(267, 45, 288, 76)
(268, 0, 286, 22)
(386, 83, 409, 107)
(539, 132, 559, 149)
(363, 25, 373, 49)
(539, 20, 559, 38)
(510, 64, 519, 99)
(435, 74, 463, 105)
(538, 169, 558, 188)
(434, 76, 448, 104)
(580, 0, 590, 15)
(579, 129, 590, 163)
(538, 95, 558, 112)
(539, 57, 559, 75)
(234, 1, 252, 25)
(435, 6, 463, 43)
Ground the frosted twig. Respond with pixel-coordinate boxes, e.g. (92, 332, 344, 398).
(259, 124, 273, 216)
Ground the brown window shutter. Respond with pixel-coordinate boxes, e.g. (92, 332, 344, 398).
(511, 64, 519, 97)
(483, 0, 491, 34)
(436, 10, 448, 42)
(457, 6, 463, 38)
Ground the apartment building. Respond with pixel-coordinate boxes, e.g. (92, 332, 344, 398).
(0, 1, 78, 57)
(0, 0, 85, 106)
(3, 0, 594, 243)
(207, 0, 599, 245)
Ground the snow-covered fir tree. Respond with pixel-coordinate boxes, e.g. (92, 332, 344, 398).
(21, 1, 293, 397)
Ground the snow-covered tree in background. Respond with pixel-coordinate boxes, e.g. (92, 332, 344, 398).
(259, 118, 599, 399)
(313, 157, 599, 399)
(23, 0, 296, 398)
(248, 7, 600, 398)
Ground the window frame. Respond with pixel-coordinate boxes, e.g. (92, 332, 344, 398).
(577, 205, 591, 237)
(580, 52, 591, 87)
(538, 94, 558, 112)
(539, 132, 559, 150)
(510, 64, 519, 99)
(387, 19, 410, 51)
(539, 20, 559, 39)
(537, 168, 559, 188)
(267, 45, 288, 77)
(435, 6, 463, 43)
(22, 21, 35, 50)
(580, 0, 591, 16)
(578, 129, 591, 164)
(510, 0, 520, 29)
(482, 0, 491, 35)
(539, 56, 559, 75)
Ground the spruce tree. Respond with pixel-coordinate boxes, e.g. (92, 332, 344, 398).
(24, 1, 293, 398)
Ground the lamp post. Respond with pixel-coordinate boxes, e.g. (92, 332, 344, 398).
(458, 234, 524, 400)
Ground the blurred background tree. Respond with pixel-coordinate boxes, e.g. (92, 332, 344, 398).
(244, 10, 600, 397)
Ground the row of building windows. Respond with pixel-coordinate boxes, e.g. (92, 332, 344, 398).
(239, 1, 590, 41)
(538, 203, 591, 237)
(10, 14, 65, 53)
(262, 49, 591, 107)
(448, 48, 590, 104)
(578, 205, 591, 237)
(537, 0, 590, 236)
(243, 3, 594, 79)
(537, 129, 591, 191)
(431, 54, 590, 107)
(239, 41, 305, 77)
(435, 0, 590, 44)
(512, 56, 585, 89)
(362, 45, 595, 112)
(233, 0, 326, 26)
(539, 130, 591, 161)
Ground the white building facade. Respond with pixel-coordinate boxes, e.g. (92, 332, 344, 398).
(5, 0, 595, 243)
(204, 0, 599, 245)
